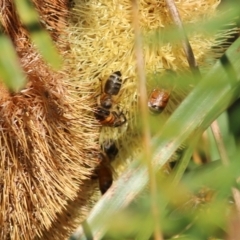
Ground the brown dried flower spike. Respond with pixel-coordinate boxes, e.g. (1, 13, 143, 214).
(0, 0, 100, 239)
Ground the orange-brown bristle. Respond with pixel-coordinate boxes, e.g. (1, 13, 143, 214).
(1, 0, 28, 46)
(0, 52, 100, 239)
(1, 0, 69, 48)
(0, 0, 101, 239)
(32, 0, 69, 41)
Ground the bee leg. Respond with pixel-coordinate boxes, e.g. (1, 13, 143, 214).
(96, 94, 101, 106)
(119, 111, 127, 124)
(112, 111, 127, 127)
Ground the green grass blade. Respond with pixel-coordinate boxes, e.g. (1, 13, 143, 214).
(0, 32, 26, 91)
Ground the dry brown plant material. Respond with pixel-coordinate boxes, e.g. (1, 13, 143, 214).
(0, 0, 100, 239)
(0, 0, 69, 44)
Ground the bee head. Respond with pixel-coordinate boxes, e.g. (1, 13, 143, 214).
(102, 140, 118, 162)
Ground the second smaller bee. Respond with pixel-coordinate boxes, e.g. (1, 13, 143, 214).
(148, 88, 170, 114)
(101, 139, 119, 161)
(97, 153, 114, 194)
(95, 140, 119, 194)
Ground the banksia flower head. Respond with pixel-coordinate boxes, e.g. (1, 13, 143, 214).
(0, 0, 100, 239)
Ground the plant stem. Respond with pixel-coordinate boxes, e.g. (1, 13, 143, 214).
(165, 0, 231, 167)
(165, 0, 200, 76)
(132, 1, 163, 239)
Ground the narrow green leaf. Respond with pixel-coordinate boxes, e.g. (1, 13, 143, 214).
(0, 34, 26, 92)
(13, 0, 62, 69)
(31, 31, 62, 68)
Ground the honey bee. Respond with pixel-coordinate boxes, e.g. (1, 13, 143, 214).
(97, 152, 113, 194)
(99, 71, 122, 109)
(94, 106, 126, 127)
(148, 88, 170, 114)
(95, 71, 126, 127)
(96, 140, 119, 194)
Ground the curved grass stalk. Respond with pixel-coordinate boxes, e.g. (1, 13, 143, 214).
(172, 132, 202, 186)
(164, 0, 200, 75)
(69, 37, 240, 240)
